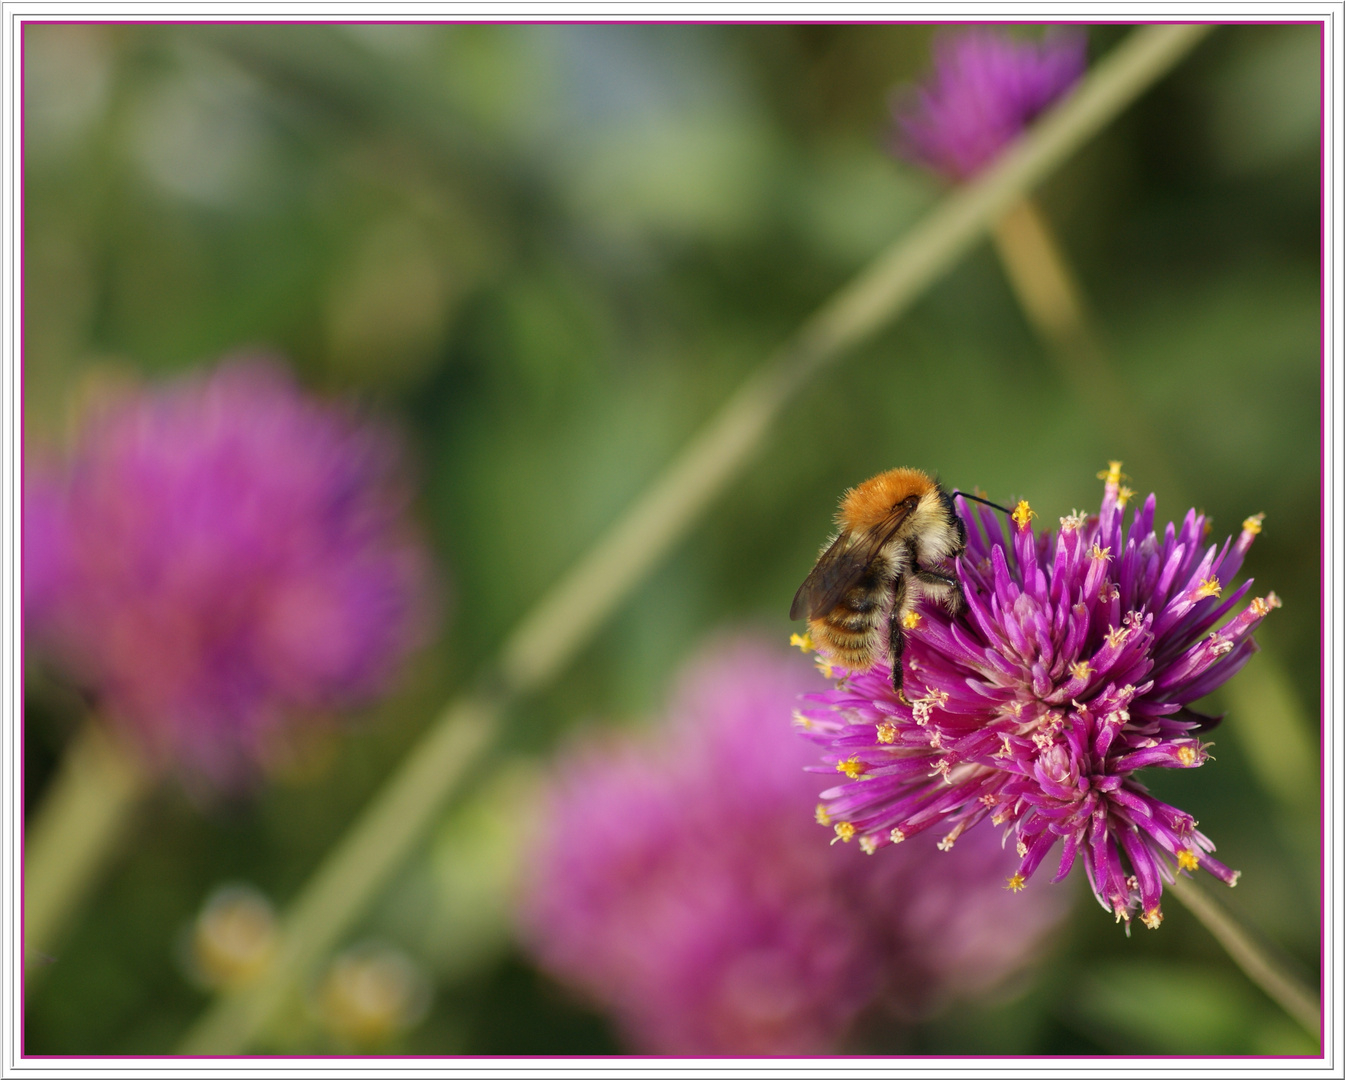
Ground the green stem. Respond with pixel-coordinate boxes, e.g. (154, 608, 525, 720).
(1166, 873, 1320, 1040)
(177, 24, 1213, 1054)
(25, 721, 150, 978)
(989, 194, 1185, 506)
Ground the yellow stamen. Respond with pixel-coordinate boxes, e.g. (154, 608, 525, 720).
(1176, 849, 1200, 872)
(1105, 625, 1129, 650)
(836, 756, 866, 780)
(1141, 906, 1163, 930)
(1006, 873, 1027, 893)
(1097, 461, 1128, 486)
(1177, 744, 1199, 766)
(814, 655, 835, 679)
(876, 721, 897, 744)
(1194, 577, 1222, 600)
(901, 609, 922, 630)
(1069, 660, 1093, 682)
(1090, 543, 1112, 562)
(1250, 592, 1282, 617)
(791, 710, 812, 730)
(1011, 500, 1035, 529)
(815, 804, 831, 827)
(790, 632, 814, 653)
(1242, 513, 1265, 535)
(858, 836, 878, 855)
(1116, 486, 1135, 508)
(832, 821, 856, 844)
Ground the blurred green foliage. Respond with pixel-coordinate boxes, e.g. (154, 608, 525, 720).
(23, 23, 1320, 1055)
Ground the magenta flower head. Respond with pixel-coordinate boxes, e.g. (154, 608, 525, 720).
(893, 28, 1088, 182)
(23, 358, 435, 786)
(518, 637, 1069, 1055)
(798, 464, 1278, 931)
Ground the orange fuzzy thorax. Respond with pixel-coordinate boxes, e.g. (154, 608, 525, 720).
(837, 468, 937, 530)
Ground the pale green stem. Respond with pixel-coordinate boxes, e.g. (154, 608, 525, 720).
(24, 721, 150, 978)
(989, 194, 1185, 505)
(1166, 873, 1320, 1041)
(177, 25, 1212, 1054)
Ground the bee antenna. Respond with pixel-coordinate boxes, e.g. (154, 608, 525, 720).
(952, 490, 1012, 515)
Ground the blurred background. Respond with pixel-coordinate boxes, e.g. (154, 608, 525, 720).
(22, 22, 1320, 1056)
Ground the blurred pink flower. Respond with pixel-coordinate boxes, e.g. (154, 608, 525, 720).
(23, 358, 436, 786)
(893, 28, 1087, 182)
(518, 637, 1070, 1055)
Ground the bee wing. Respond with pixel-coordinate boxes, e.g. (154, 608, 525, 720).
(790, 503, 912, 620)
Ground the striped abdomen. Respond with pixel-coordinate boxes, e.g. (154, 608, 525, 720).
(808, 562, 890, 670)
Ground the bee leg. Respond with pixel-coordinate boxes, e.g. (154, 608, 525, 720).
(913, 569, 964, 614)
(888, 577, 909, 702)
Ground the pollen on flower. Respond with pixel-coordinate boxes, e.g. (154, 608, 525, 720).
(815, 804, 832, 826)
(1250, 593, 1282, 617)
(836, 756, 867, 780)
(889, 827, 906, 844)
(901, 610, 922, 630)
(832, 821, 856, 844)
(792, 710, 812, 730)
(1195, 577, 1222, 600)
(937, 834, 956, 852)
(814, 655, 835, 679)
(1141, 906, 1163, 930)
(1097, 461, 1128, 486)
(1090, 543, 1112, 562)
(1069, 660, 1093, 681)
(1006, 873, 1027, 893)
(1242, 513, 1265, 536)
(1176, 849, 1200, 872)
(790, 632, 814, 654)
(1105, 625, 1129, 649)
(1117, 486, 1135, 508)
(1016, 839, 1029, 857)
(1011, 500, 1036, 529)
(858, 835, 878, 855)
(1176, 744, 1199, 767)
(876, 721, 898, 744)
(1060, 510, 1086, 532)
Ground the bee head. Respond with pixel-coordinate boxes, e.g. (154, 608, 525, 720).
(838, 467, 939, 532)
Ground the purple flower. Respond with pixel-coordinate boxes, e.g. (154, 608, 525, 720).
(518, 637, 1069, 1055)
(893, 29, 1088, 182)
(23, 358, 435, 786)
(798, 464, 1277, 930)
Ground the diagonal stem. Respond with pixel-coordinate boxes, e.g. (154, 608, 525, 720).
(177, 25, 1213, 1054)
(1166, 873, 1320, 1040)
(24, 721, 150, 977)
